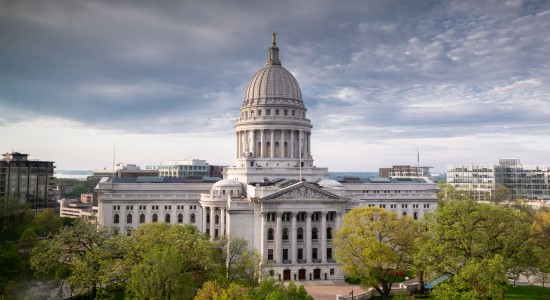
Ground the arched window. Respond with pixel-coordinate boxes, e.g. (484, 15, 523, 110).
(178, 214, 183, 223)
(165, 214, 171, 223)
(312, 227, 318, 240)
(267, 228, 274, 241)
(284, 142, 288, 158)
(190, 213, 196, 223)
(139, 214, 145, 224)
(152, 214, 158, 223)
(413, 212, 418, 220)
(126, 214, 132, 224)
(126, 229, 131, 236)
(215, 214, 219, 224)
(327, 227, 333, 240)
(402, 212, 407, 216)
(297, 228, 303, 240)
(282, 228, 289, 240)
(113, 214, 119, 224)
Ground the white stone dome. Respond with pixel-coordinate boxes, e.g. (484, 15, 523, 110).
(211, 179, 243, 198)
(245, 65, 302, 102)
(213, 179, 242, 188)
(317, 179, 344, 188)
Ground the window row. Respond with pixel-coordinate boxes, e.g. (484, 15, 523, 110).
(113, 205, 198, 211)
(267, 247, 333, 262)
(113, 213, 196, 224)
(265, 211, 336, 222)
(267, 227, 333, 241)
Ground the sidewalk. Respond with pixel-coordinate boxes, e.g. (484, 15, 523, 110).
(293, 281, 368, 300)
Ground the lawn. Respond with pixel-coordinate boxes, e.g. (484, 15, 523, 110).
(505, 285, 550, 299)
(368, 285, 550, 299)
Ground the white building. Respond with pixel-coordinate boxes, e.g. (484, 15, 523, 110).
(146, 159, 211, 179)
(95, 35, 439, 282)
(448, 158, 550, 201)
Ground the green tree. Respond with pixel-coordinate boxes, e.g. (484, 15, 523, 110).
(531, 210, 550, 287)
(248, 278, 312, 300)
(334, 207, 420, 300)
(195, 281, 251, 300)
(30, 220, 125, 298)
(420, 199, 536, 299)
(437, 183, 473, 202)
(492, 184, 512, 204)
(217, 236, 266, 286)
(34, 208, 63, 236)
(124, 223, 221, 299)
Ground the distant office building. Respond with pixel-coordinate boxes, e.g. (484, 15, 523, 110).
(447, 158, 550, 201)
(58, 198, 97, 223)
(146, 159, 213, 179)
(0, 152, 55, 208)
(379, 165, 432, 179)
(91, 163, 158, 203)
(447, 163, 496, 201)
(93, 163, 159, 178)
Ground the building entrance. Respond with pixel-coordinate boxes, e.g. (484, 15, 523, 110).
(313, 268, 321, 280)
(283, 269, 291, 281)
(298, 269, 306, 280)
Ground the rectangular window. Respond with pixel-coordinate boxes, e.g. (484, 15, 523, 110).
(327, 248, 333, 260)
(283, 249, 288, 260)
(267, 109, 271, 115)
(298, 248, 303, 260)
(275, 109, 279, 115)
(258, 110, 262, 116)
(312, 248, 318, 260)
(292, 110, 295, 116)
(330, 268, 335, 275)
(284, 110, 288, 116)
(268, 249, 274, 261)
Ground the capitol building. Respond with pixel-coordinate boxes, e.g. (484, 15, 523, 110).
(95, 34, 438, 281)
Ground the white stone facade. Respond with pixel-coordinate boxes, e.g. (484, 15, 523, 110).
(95, 35, 439, 282)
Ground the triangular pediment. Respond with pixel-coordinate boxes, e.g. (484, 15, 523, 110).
(260, 182, 347, 203)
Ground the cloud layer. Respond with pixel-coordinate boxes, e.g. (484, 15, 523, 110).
(1, 0, 549, 171)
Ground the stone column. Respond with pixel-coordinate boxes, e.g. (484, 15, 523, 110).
(202, 206, 207, 233)
(260, 129, 265, 158)
(281, 130, 285, 158)
(261, 212, 267, 260)
(291, 212, 297, 263)
(290, 130, 295, 159)
(308, 132, 311, 156)
(220, 208, 226, 236)
(275, 213, 282, 264)
(270, 130, 275, 158)
(306, 212, 312, 263)
(321, 211, 327, 263)
(209, 207, 215, 241)
(336, 212, 343, 230)
(236, 132, 239, 158)
(251, 130, 256, 158)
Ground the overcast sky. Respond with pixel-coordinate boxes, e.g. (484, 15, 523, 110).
(1, 0, 549, 172)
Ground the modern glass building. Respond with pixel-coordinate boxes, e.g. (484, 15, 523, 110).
(0, 152, 55, 209)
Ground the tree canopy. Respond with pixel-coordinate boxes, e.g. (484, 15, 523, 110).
(419, 199, 537, 299)
(334, 206, 420, 300)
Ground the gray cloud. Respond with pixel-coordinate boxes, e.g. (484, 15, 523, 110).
(1, 0, 550, 170)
